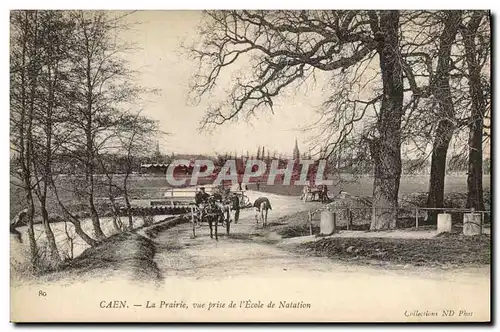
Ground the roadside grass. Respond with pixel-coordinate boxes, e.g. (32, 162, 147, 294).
(34, 231, 161, 284)
(12, 217, 189, 285)
(266, 186, 491, 240)
(295, 233, 491, 268)
(268, 210, 371, 239)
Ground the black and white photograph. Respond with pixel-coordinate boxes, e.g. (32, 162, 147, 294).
(7, 7, 492, 323)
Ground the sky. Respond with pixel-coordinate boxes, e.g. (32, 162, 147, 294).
(119, 10, 329, 157)
(116, 10, 491, 160)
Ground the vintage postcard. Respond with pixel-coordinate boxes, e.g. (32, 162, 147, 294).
(9, 9, 491, 323)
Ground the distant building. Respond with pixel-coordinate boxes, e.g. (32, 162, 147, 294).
(154, 140, 163, 163)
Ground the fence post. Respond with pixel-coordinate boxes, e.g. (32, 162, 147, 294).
(308, 210, 313, 236)
(415, 208, 419, 229)
(349, 209, 353, 230)
(191, 206, 196, 237)
(346, 208, 351, 230)
(372, 206, 375, 226)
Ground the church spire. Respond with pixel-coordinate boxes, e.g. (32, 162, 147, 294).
(293, 138, 300, 161)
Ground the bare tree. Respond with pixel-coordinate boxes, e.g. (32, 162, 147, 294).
(10, 10, 159, 255)
(64, 11, 141, 240)
(48, 175, 98, 247)
(116, 111, 160, 229)
(96, 154, 125, 232)
(10, 10, 41, 269)
(28, 10, 78, 262)
(400, 10, 490, 212)
(363, 11, 405, 229)
(461, 11, 490, 211)
(187, 10, 407, 229)
(424, 11, 462, 214)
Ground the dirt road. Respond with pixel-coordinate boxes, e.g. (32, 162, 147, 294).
(152, 192, 488, 279)
(145, 194, 490, 322)
(153, 203, 491, 279)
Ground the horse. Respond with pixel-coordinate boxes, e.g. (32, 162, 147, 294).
(253, 197, 272, 227)
(301, 185, 321, 202)
(198, 196, 232, 241)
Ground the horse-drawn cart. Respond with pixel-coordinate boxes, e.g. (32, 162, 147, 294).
(190, 196, 233, 241)
(153, 185, 253, 240)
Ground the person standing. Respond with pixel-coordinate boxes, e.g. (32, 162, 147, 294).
(321, 185, 329, 203)
(231, 193, 240, 224)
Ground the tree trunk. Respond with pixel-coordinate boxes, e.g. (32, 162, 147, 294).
(426, 120, 454, 218)
(50, 179, 98, 247)
(463, 12, 486, 211)
(105, 174, 123, 232)
(426, 11, 462, 218)
(16, 11, 39, 269)
(40, 204, 61, 262)
(24, 11, 40, 269)
(466, 116, 484, 211)
(63, 221, 74, 260)
(25, 183, 39, 269)
(369, 11, 404, 230)
(123, 176, 133, 229)
(109, 195, 123, 232)
(86, 140, 105, 240)
(36, 46, 61, 263)
(88, 189, 105, 240)
(59, 203, 98, 247)
(85, 47, 106, 240)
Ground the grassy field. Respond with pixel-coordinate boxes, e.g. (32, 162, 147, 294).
(9, 174, 213, 219)
(254, 174, 491, 197)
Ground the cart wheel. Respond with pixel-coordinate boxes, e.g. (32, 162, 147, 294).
(214, 217, 219, 241)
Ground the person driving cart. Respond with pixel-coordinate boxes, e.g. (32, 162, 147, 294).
(195, 187, 210, 206)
